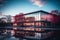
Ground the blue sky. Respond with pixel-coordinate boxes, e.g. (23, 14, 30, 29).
(0, 0, 60, 16)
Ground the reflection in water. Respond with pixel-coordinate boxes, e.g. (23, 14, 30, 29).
(0, 25, 60, 40)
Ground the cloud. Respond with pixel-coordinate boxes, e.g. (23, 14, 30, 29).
(30, 0, 47, 7)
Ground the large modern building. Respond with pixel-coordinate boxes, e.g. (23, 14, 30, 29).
(13, 10, 52, 27)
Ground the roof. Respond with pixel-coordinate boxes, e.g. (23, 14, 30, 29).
(24, 10, 49, 15)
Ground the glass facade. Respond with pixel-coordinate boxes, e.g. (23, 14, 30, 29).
(14, 11, 52, 27)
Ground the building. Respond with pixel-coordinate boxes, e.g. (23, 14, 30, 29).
(13, 10, 51, 27)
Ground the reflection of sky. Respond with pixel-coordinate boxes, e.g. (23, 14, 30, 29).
(25, 12, 41, 21)
(0, 0, 60, 16)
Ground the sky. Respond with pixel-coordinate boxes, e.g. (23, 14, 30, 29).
(0, 0, 60, 16)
